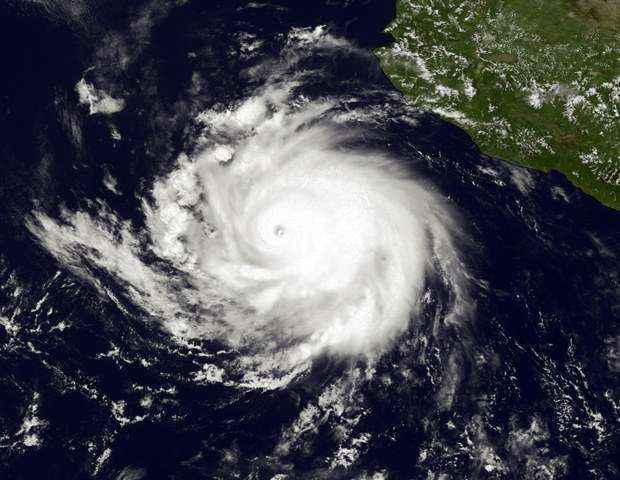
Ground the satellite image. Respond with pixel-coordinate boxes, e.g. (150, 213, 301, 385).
(0, 1, 618, 479)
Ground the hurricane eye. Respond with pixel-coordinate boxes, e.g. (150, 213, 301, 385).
(274, 225, 286, 237)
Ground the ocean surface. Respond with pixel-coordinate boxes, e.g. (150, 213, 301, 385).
(0, 1, 618, 479)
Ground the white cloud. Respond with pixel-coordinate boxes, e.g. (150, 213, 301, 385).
(29, 29, 471, 389)
(75, 78, 125, 115)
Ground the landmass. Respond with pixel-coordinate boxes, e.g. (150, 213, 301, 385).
(376, 0, 620, 209)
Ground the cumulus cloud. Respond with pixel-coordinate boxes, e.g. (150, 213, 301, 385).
(75, 78, 125, 115)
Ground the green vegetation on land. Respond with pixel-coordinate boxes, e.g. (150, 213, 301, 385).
(376, 0, 620, 209)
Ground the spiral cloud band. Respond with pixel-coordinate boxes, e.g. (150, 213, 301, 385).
(28, 29, 468, 387)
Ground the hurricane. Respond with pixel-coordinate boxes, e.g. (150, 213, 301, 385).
(26, 28, 469, 387)
(3, 1, 619, 477)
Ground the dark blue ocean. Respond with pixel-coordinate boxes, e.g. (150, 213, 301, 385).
(0, 1, 618, 479)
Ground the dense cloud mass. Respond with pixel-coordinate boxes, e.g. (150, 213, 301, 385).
(28, 29, 470, 387)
